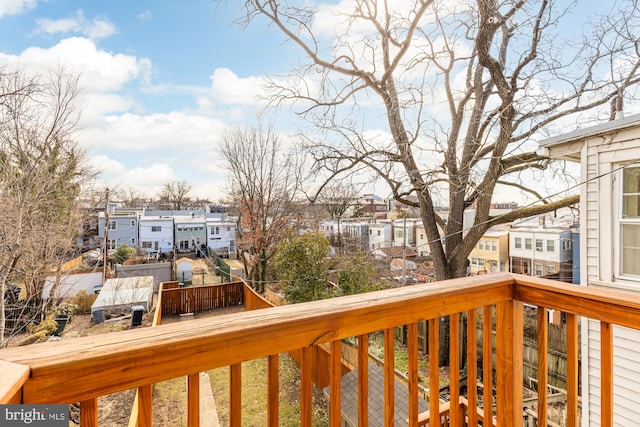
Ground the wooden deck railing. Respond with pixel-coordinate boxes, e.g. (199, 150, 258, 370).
(2, 273, 640, 426)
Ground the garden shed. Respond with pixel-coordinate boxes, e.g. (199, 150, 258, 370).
(175, 257, 193, 283)
(91, 276, 154, 323)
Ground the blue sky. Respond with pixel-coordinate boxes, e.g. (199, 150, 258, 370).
(0, 0, 297, 201)
(0, 0, 635, 206)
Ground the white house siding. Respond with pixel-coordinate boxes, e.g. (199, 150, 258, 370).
(368, 221, 392, 249)
(585, 320, 640, 426)
(541, 115, 640, 426)
(580, 130, 640, 426)
(138, 217, 174, 255)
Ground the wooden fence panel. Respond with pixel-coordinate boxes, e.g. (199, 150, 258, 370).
(161, 282, 244, 316)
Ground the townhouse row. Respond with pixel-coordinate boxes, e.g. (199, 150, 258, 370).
(96, 208, 237, 258)
(322, 208, 580, 282)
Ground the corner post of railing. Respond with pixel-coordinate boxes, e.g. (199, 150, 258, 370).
(0, 360, 29, 404)
(496, 298, 523, 426)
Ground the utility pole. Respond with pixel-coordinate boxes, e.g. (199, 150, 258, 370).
(103, 187, 109, 284)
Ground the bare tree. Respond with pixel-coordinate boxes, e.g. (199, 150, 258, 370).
(0, 67, 93, 346)
(118, 186, 148, 208)
(219, 126, 300, 293)
(157, 180, 192, 210)
(316, 183, 359, 253)
(236, 0, 639, 282)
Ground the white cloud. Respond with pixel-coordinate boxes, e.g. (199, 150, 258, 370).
(137, 10, 152, 21)
(88, 155, 126, 175)
(81, 112, 227, 151)
(34, 10, 117, 40)
(0, 37, 149, 124)
(209, 68, 268, 105)
(116, 164, 176, 197)
(0, 0, 37, 18)
(3, 37, 142, 92)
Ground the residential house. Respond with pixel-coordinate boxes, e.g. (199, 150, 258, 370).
(371, 246, 418, 262)
(97, 208, 141, 251)
(391, 218, 416, 248)
(414, 206, 515, 259)
(174, 214, 207, 254)
(508, 215, 574, 281)
(353, 193, 388, 217)
(540, 112, 640, 425)
(205, 216, 237, 258)
(138, 215, 174, 257)
(367, 220, 392, 250)
(468, 229, 510, 275)
(341, 219, 370, 251)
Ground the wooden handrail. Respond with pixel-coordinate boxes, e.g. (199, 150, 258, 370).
(0, 360, 29, 403)
(3, 272, 640, 426)
(0, 274, 514, 403)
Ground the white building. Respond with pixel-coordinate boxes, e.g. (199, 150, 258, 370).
(138, 215, 174, 256)
(541, 113, 640, 426)
(508, 215, 574, 280)
(205, 216, 237, 258)
(368, 220, 392, 250)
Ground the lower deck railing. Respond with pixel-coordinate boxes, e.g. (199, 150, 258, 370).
(1, 273, 639, 426)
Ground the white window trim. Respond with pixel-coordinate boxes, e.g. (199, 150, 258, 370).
(615, 164, 640, 281)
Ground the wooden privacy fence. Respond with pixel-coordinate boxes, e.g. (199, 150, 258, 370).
(160, 281, 244, 315)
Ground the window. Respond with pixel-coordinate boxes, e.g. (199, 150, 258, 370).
(151, 226, 161, 232)
(492, 241, 497, 251)
(499, 261, 506, 272)
(546, 240, 555, 252)
(142, 242, 152, 249)
(534, 263, 543, 277)
(131, 238, 136, 245)
(535, 239, 543, 251)
(108, 220, 117, 230)
(514, 237, 522, 249)
(620, 166, 640, 277)
(525, 238, 532, 250)
(562, 240, 572, 251)
(108, 239, 116, 250)
(377, 230, 381, 236)
(546, 265, 556, 275)
(478, 240, 484, 250)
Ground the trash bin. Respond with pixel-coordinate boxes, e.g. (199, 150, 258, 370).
(131, 305, 145, 327)
(91, 308, 104, 323)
